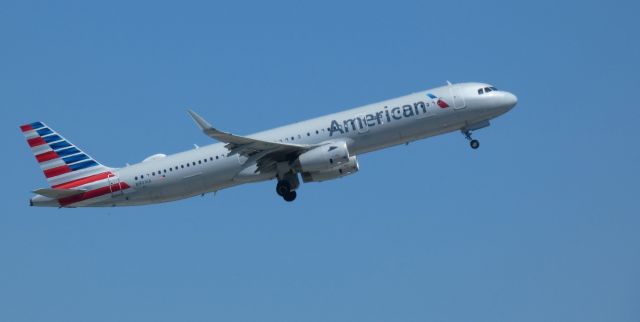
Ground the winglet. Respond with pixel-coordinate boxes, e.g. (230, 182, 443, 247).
(187, 109, 213, 131)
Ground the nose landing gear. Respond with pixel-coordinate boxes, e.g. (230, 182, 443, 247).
(460, 120, 490, 150)
(462, 129, 480, 150)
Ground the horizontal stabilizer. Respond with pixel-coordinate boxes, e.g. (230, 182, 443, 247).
(33, 188, 86, 199)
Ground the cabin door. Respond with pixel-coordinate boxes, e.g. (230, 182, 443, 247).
(108, 174, 124, 197)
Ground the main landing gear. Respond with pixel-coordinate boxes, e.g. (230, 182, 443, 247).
(276, 172, 299, 202)
(276, 180, 297, 202)
(462, 129, 480, 150)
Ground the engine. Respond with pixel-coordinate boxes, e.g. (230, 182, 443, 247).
(296, 141, 350, 173)
(301, 155, 359, 183)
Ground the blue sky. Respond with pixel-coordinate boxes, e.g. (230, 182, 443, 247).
(1, 0, 638, 321)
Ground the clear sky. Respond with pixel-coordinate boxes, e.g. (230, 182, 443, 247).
(1, 0, 638, 321)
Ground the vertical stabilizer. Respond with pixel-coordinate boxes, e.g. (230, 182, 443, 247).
(19, 122, 113, 188)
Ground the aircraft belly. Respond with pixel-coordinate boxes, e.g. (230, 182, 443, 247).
(351, 114, 465, 155)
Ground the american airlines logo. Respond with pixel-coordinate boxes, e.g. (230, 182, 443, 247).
(428, 93, 450, 109)
(329, 93, 449, 136)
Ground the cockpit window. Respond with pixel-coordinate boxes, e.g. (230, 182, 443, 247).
(479, 86, 499, 95)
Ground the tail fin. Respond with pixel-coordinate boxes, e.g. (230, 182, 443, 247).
(19, 121, 113, 188)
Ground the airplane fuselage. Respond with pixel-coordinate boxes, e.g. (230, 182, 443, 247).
(28, 82, 517, 207)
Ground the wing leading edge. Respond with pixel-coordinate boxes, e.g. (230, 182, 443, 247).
(187, 110, 319, 173)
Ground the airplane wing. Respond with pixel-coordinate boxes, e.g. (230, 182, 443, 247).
(187, 110, 318, 173)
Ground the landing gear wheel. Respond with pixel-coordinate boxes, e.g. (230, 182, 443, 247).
(462, 129, 479, 149)
(276, 180, 291, 197)
(283, 190, 297, 202)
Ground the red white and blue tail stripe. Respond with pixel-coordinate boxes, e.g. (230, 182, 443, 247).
(20, 121, 112, 188)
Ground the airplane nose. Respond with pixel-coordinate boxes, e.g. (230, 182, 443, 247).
(503, 92, 518, 110)
(492, 91, 517, 113)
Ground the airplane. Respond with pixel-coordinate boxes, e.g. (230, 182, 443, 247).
(20, 82, 517, 207)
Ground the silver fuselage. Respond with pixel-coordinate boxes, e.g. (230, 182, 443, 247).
(31, 82, 517, 207)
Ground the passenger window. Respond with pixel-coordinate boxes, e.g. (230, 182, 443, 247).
(198, 160, 202, 164)
(210, 157, 213, 161)
(152, 172, 155, 176)
(216, 156, 219, 160)
(135, 176, 138, 180)
(192, 162, 196, 166)
(316, 130, 319, 134)
(141, 175, 144, 179)
(478, 88, 484, 94)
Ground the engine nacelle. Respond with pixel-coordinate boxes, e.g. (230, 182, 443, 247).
(296, 141, 350, 173)
(301, 155, 359, 183)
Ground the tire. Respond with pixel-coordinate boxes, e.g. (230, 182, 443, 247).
(283, 190, 297, 202)
(470, 139, 480, 149)
(276, 180, 291, 196)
